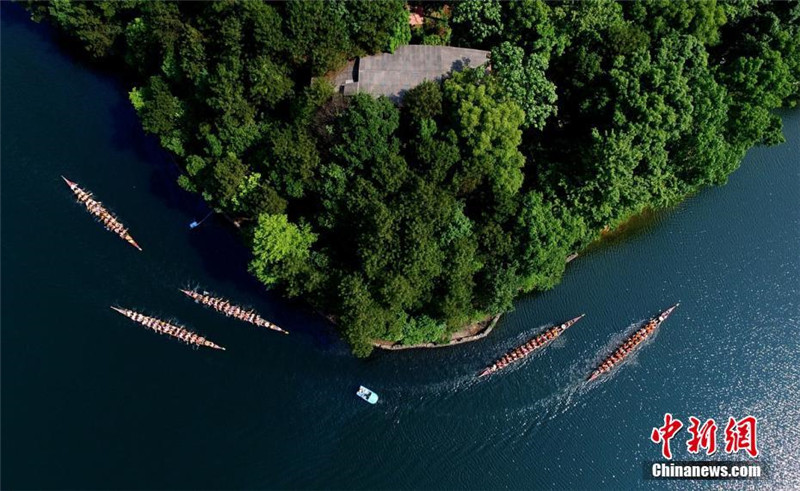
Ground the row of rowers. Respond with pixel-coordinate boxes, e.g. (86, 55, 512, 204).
(74, 189, 129, 235)
(202, 296, 264, 325)
(489, 328, 559, 371)
(129, 312, 213, 346)
(594, 321, 655, 373)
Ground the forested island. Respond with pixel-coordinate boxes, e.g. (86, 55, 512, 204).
(27, 1, 799, 356)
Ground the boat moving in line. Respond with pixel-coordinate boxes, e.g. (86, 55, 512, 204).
(587, 304, 679, 382)
(356, 386, 379, 404)
(180, 289, 289, 334)
(479, 314, 586, 378)
(62, 176, 142, 251)
(110, 306, 225, 350)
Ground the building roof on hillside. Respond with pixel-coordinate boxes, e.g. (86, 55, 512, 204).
(326, 45, 490, 102)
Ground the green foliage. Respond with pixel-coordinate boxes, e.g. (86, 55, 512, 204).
(249, 213, 317, 288)
(624, 0, 727, 46)
(128, 87, 144, 111)
(134, 76, 182, 134)
(403, 80, 443, 124)
(347, 0, 410, 54)
(258, 126, 320, 199)
(490, 42, 557, 129)
(410, 4, 453, 47)
(402, 315, 448, 345)
(337, 274, 382, 357)
(132, 76, 186, 156)
(286, 0, 351, 75)
(442, 68, 526, 198)
(331, 94, 403, 176)
(212, 152, 248, 207)
(516, 193, 584, 291)
(43, 0, 124, 59)
(452, 0, 503, 47)
(502, 0, 568, 57)
(293, 78, 335, 123)
(247, 55, 294, 109)
(714, 5, 800, 146)
(32, 0, 800, 356)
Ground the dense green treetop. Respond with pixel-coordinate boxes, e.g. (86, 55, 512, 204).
(28, 0, 800, 355)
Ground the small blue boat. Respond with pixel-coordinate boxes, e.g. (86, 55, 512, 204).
(356, 386, 379, 404)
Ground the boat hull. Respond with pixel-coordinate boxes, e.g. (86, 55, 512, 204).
(479, 314, 585, 378)
(111, 306, 225, 350)
(180, 288, 288, 334)
(357, 386, 379, 404)
(62, 176, 142, 251)
(587, 304, 678, 381)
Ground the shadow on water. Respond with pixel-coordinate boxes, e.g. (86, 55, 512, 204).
(2, 5, 56, 46)
(2, 3, 132, 80)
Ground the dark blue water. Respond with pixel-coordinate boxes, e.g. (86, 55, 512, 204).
(3, 5, 799, 489)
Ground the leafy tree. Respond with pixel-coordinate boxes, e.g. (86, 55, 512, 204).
(346, 0, 410, 54)
(401, 315, 448, 345)
(130, 75, 186, 156)
(337, 273, 383, 357)
(329, 94, 409, 194)
(516, 192, 582, 291)
(286, 0, 351, 75)
(491, 42, 557, 129)
(451, 0, 503, 47)
(402, 80, 443, 124)
(249, 213, 317, 289)
(442, 68, 525, 198)
(502, 0, 568, 57)
(39, 0, 125, 59)
(257, 126, 320, 199)
(624, 0, 727, 46)
(247, 55, 293, 109)
(212, 152, 248, 207)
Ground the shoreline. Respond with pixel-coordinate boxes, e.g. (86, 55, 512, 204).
(372, 314, 502, 350)
(327, 207, 665, 352)
(368, 252, 579, 351)
(371, 252, 582, 350)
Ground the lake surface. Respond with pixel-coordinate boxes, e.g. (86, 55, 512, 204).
(2, 5, 799, 489)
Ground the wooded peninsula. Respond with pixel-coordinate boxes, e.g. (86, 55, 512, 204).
(28, 1, 799, 356)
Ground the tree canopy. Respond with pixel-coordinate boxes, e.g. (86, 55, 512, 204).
(29, 0, 800, 355)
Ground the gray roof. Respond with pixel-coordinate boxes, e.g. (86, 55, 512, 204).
(327, 45, 490, 102)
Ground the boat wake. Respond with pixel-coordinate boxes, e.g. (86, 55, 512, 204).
(374, 308, 678, 441)
(586, 304, 678, 381)
(477, 315, 585, 378)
